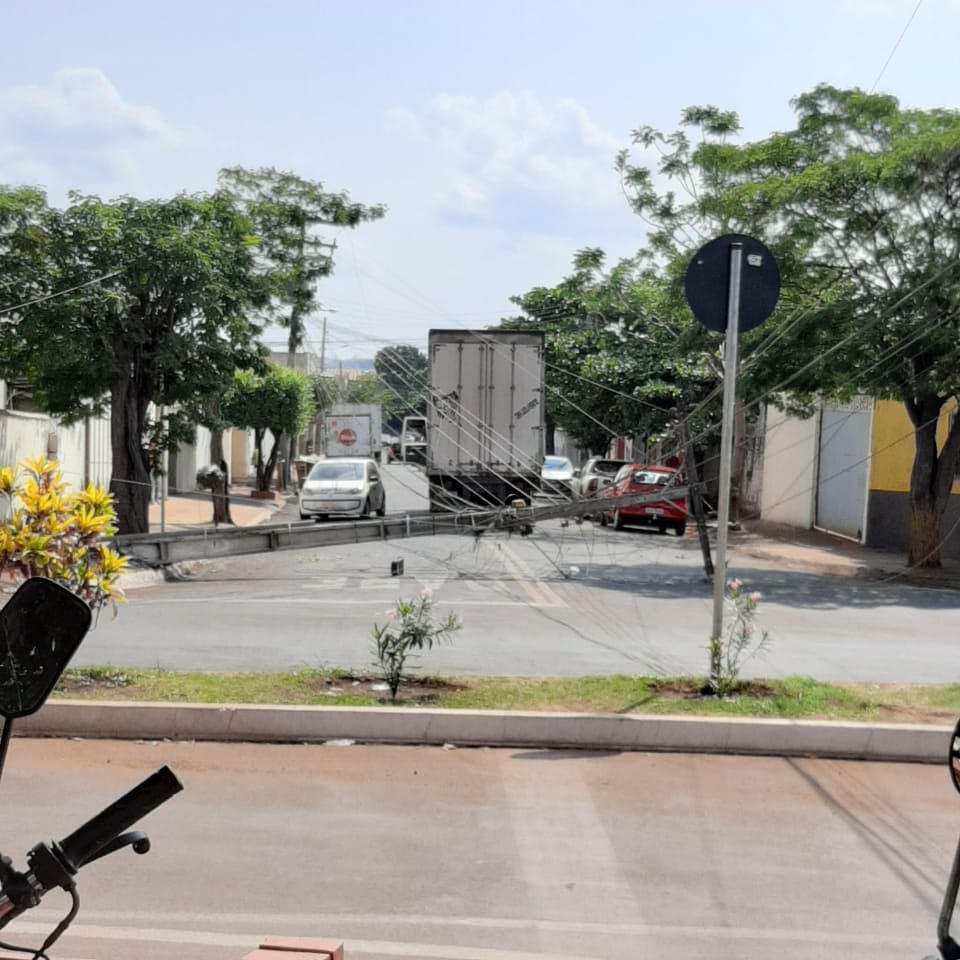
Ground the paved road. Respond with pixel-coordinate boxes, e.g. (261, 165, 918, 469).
(0, 738, 954, 960)
(81, 462, 960, 682)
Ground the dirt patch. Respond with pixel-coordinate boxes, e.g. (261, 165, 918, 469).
(312, 674, 468, 705)
(876, 703, 958, 724)
(647, 678, 777, 701)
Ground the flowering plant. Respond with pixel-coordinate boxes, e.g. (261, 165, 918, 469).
(0, 458, 127, 613)
(371, 588, 462, 700)
(709, 578, 770, 697)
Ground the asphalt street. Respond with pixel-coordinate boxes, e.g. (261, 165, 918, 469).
(0, 738, 955, 960)
(79, 462, 960, 682)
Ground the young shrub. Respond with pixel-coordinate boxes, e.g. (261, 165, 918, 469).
(0, 458, 128, 613)
(372, 588, 461, 701)
(709, 579, 771, 697)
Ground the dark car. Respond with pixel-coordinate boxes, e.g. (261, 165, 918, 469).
(599, 464, 688, 536)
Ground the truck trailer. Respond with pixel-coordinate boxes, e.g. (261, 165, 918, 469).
(426, 329, 544, 511)
(323, 403, 383, 460)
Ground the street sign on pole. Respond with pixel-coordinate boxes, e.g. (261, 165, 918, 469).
(685, 234, 779, 688)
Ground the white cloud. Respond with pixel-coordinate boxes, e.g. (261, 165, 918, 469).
(386, 90, 624, 223)
(0, 68, 187, 194)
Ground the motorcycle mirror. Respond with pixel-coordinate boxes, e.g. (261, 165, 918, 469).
(951, 717, 960, 798)
(0, 578, 92, 719)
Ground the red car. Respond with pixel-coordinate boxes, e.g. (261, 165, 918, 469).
(599, 464, 688, 536)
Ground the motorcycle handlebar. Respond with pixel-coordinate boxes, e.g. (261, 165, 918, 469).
(56, 766, 183, 871)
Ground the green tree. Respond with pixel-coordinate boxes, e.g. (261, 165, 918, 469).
(0, 190, 267, 534)
(506, 249, 713, 453)
(345, 371, 389, 406)
(222, 366, 317, 492)
(218, 167, 386, 364)
(373, 345, 428, 429)
(621, 87, 960, 566)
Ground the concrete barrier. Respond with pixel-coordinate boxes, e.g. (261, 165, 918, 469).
(15, 700, 952, 763)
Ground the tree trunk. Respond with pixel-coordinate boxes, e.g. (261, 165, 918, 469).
(254, 428, 269, 492)
(908, 504, 942, 567)
(210, 452, 233, 526)
(730, 399, 747, 524)
(110, 376, 150, 534)
(545, 412, 556, 456)
(905, 393, 960, 568)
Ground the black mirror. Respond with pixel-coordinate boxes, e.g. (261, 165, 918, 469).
(0, 579, 92, 719)
(951, 718, 960, 798)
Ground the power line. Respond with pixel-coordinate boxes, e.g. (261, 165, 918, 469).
(870, 0, 924, 92)
(0, 271, 122, 319)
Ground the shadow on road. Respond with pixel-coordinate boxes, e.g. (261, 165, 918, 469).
(556, 562, 960, 612)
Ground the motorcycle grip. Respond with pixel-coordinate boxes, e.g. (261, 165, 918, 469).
(57, 766, 183, 870)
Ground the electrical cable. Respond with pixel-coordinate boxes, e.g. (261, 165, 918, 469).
(0, 271, 122, 319)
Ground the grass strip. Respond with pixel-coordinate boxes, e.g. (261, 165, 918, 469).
(52, 666, 960, 724)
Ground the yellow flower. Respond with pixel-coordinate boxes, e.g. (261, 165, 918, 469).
(97, 546, 129, 577)
(0, 467, 17, 496)
(71, 505, 111, 537)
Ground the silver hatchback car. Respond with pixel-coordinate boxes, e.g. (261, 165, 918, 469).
(298, 458, 386, 520)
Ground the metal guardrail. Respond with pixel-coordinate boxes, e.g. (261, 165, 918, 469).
(116, 487, 691, 566)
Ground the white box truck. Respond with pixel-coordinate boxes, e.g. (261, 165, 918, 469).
(324, 404, 383, 460)
(426, 329, 544, 511)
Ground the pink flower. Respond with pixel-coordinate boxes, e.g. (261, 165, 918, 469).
(420, 587, 433, 599)
(728, 578, 742, 592)
(749, 591, 762, 602)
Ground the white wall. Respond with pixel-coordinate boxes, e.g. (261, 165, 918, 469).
(171, 424, 213, 491)
(0, 410, 113, 492)
(759, 404, 818, 528)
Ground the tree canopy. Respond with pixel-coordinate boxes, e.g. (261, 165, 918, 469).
(0, 188, 268, 533)
(219, 167, 386, 363)
(504, 248, 713, 453)
(616, 85, 960, 564)
(222, 366, 317, 492)
(373, 345, 428, 430)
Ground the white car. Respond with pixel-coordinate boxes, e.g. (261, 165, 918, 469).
(298, 458, 386, 521)
(540, 455, 576, 497)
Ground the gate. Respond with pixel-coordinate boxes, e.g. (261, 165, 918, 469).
(815, 399, 873, 540)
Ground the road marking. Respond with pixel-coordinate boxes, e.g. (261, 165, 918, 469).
(497, 753, 644, 953)
(493, 542, 565, 608)
(13, 914, 929, 952)
(128, 595, 527, 607)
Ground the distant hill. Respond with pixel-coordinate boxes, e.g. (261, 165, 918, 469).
(330, 357, 374, 370)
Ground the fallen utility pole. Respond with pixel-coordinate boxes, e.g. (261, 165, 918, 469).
(116, 486, 689, 567)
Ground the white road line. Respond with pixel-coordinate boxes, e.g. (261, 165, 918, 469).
(12, 914, 929, 952)
(486, 541, 564, 608)
(497, 754, 644, 955)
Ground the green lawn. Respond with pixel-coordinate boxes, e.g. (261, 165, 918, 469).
(52, 666, 960, 724)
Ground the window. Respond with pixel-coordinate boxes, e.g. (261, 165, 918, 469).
(308, 462, 364, 481)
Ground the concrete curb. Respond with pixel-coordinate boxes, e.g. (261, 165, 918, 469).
(15, 701, 952, 764)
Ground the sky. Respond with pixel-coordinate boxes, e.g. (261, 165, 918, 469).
(1, 0, 957, 363)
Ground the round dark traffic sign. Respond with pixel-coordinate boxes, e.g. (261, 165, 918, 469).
(685, 234, 780, 333)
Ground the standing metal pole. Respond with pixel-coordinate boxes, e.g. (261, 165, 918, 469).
(159, 405, 167, 534)
(710, 244, 743, 679)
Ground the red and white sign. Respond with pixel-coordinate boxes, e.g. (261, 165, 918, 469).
(338, 428, 357, 447)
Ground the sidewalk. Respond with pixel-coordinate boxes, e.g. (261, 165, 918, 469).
(733, 518, 960, 589)
(147, 482, 293, 533)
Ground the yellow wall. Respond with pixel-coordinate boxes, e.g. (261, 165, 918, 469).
(870, 398, 960, 493)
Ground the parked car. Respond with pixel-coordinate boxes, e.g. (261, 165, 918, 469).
(573, 457, 632, 498)
(599, 464, 688, 535)
(540, 455, 576, 496)
(381, 433, 401, 461)
(298, 457, 386, 521)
